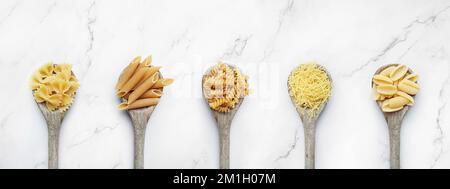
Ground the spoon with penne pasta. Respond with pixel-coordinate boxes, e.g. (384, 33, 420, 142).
(202, 63, 249, 169)
(116, 55, 173, 169)
(287, 63, 332, 169)
(30, 63, 79, 169)
(372, 64, 419, 169)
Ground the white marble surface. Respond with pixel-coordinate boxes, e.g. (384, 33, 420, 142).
(1, 0, 450, 169)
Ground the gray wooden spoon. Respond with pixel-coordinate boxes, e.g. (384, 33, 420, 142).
(202, 64, 245, 169)
(122, 72, 163, 169)
(288, 64, 332, 169)
(373, 64, 414, 169)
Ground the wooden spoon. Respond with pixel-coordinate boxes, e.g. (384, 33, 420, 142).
(373, 64, 414, 169)
(122, 72, 163, 169)
(202, 64, 245, 169)
(287, 64, 332, 169)
(34, 71, 77, 169)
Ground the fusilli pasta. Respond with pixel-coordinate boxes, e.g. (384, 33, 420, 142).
(203, 63, 249, 112)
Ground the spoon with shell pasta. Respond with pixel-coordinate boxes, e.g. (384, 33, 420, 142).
(372, 64, 419, 169)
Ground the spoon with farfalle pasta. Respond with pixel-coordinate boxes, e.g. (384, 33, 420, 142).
(30, 63, 79, 169)
(372, 64, 419, 169)
(202, 62, 249, 169)
(116, 55, 173, 169)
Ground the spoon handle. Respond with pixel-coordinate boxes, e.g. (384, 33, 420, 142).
(131, 117, 148, 169)
(45, 113, 63, 169)
(47, 123, 60, 169)
(303, 119, 316, 169)
(216, 115, 232, 169)
(387, 122, 401, 169)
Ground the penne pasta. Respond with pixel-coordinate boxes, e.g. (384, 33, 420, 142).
(140, 89, 162, 99)
(133, 66, 161, 90)
(123, 92, 131, 100)
(116, 55, 173, 110)
(128, 72, 159, 104)
(137, 55, 152, 69)
(153, 78, 174, 88)
(118, 102, 128, 110)
(116, 56, 141, 90)
(118, 67, 149, 96)
(118, 98, 160, 110)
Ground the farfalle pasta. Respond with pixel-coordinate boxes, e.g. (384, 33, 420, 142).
(117, 55, 173, 110)
(30, 63, 79, 112)
(202, 63, 249, 113)
(372, 64, 420, 112)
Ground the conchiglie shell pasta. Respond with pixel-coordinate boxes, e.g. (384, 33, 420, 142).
(396, 91, 414, 105)
(373, 74, 393, 85)
(373, 64, 419, 113)
(380, 66, 395, 77)
(376, 84, 397, 96)
(388, 96, 409, 109)
(373, 86, 385, 101)
(398, 79, 419, 95)
(404, 73, 419, 82)
(389, 64, 408, 81)
(382, 100, 403, 112)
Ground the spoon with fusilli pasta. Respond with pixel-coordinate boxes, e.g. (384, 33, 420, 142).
(202, 62, 249, 169)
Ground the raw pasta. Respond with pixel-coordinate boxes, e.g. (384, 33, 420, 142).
(118, 67, 149, 96)
(30, 63, 79, 112)
(116, 56, 141, 90)
(202, 63, 249, 113)
(288, 63, 332, 117)
(140, 89, 162, 98)
(153, 78, 174, 88)
(118, 98, 160, 110)
(127, 72, 159, 104)
(372, 64, 419, 112)
(116, 55, 173, 110)
(137, 55, 152, 69)
(133, 66, 161, 90)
